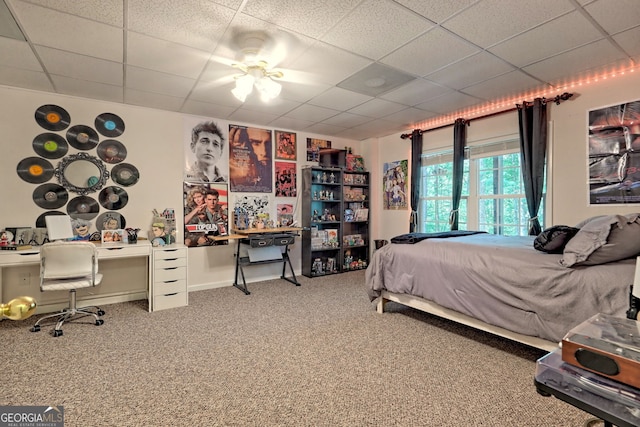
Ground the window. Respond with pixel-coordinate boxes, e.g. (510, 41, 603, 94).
(419, 140, 545, 235)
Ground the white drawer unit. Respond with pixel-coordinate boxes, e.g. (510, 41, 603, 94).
(151, 245, 188, 311)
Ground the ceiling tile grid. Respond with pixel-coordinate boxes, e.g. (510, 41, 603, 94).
(0, 0, 637, 140)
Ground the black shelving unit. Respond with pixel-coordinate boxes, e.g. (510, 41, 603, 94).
(302, 166, 369, 278)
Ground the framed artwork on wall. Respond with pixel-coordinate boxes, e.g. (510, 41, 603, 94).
(275, 130, 296, 161)
(588, 100, 640, 205)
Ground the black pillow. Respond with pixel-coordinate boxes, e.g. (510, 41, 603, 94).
(534, 225, 580, 254)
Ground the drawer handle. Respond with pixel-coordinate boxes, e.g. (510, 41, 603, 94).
(164, 258, 178, 261)
(164, 292, 178, 296)
(257, 240, 267, 246)
(164, 249, 179, 252)
(19, 252, 39, 256)
(163, 267, 178, 271)
(162, 280, 178, 283)
(106, 247, 124, 251)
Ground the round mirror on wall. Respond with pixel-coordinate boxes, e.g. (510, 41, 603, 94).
(54, 153, 110, 196)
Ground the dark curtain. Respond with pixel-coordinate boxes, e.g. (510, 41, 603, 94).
(450, 118, 466, 230)
(409, 129, 423, 232)
(517, 98, 548, 236)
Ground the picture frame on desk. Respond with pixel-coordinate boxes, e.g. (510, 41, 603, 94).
(102, 229, 126, 244)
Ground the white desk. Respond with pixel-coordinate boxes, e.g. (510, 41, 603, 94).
(0, 241, 154, 313)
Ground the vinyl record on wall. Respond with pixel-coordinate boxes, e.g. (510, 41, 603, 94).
(35, 210, 66, 228)
(67, 195, 99, 220)
(33, 183, 69, 209)
(95, 113, 125, 137)
(16, 157, 54, 184)
(96, 211, 127, 231)
(97, 139, 127, 164)
(66, 125, 99, 150)
(110, 163, 139, 187)
(32, 133, 69, 159)
(98, 186, 128, 210)
(35, 104, 71, 131)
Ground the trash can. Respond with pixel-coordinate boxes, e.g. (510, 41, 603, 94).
(374, 239, 388, 250)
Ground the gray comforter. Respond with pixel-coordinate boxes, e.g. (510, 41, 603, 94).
(366, 233, 635, 343)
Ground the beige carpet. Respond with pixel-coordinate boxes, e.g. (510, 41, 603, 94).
(2, 270, 595, 426)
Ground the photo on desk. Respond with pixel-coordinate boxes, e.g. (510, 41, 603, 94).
(183, 181, 229, 247)
(101, 229, 125, 244)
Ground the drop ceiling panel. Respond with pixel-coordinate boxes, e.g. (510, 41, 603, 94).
(128, 0, 236, 51)
(228, 108, 280, 126)
(426, 52, 515, 90)
(347, 98, 408, 119)
(287, 42, 372, 86)
(308, 87, 372, 110)
(243, 0, 361, 39)
(305, 122, 347, 136)
(126, 32, 210, 79)
(283, 104, 340, 122)
(381, 27, 480, 77)
(380, 79, 451, 106)
(237, 96, 301, 117)
(614, 26, 640, 58)
(393, 0, 477, 23)
(0, 65, 52, 92)
(461, 71, 545, 101)
(321, 0, 432, 60)
(321, 112, 372, 128)
(442, 0, 575, 48)
(415, 92, 484, 115)
(180, 99, 237, 119)
(523, 39, 628, 83)
(14, 0, 124, 26)
(124, 88, 183, 111)
(488, 11, 604, 67)
(384, 107, 439, 125)
(585, 0, 640, 34)
(0, 38, 41, 71)
(125, 66, 195, 98)
(52, 76, 123, 104)
(268, 116, 314, 131)
(36, 46, 123, 86)
(9, 1, 123, 62)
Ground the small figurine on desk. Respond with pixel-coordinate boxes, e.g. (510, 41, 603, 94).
(0, 231, 9, 246)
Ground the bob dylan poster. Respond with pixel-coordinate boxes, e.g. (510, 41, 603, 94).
(275, 130, 296, 161)
(183, 182, 229, 247)
(229, 124, 273, 193)
(383, 160, 408, 210)
(589, 100, 640, 204)
(183, 117, 229, 183)
(306, 138, 331, 161)
(275, 161, 297, 197)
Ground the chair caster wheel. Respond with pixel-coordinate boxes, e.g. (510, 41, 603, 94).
(95, 319, 104, 326)
(53, 330, 63, 337)
(97, 309, 105, 316)
(31, 325, 41, 333)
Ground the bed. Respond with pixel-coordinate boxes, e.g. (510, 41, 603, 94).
(366, 217, 639, 352)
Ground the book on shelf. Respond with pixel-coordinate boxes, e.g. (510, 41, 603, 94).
(354, 208, 369, 221)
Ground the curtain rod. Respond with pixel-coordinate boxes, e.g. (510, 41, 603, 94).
(400, 92, 573, 139)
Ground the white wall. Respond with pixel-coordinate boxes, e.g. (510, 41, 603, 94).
(0, 85, 362, 290)
(367, 70, 640, 240)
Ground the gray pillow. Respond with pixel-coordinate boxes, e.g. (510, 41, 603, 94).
(560, 213, 640, 267)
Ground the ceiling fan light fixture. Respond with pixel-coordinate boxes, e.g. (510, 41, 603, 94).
(230, 61, 283, 103)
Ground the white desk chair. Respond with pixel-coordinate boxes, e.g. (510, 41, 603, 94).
(31, 241, 105, 337)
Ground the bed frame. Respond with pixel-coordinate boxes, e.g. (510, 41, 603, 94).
(377, 290, 559, 352)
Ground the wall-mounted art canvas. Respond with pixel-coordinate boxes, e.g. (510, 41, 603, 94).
(383, 160, 408, 210)
(588, 100, 640, 204)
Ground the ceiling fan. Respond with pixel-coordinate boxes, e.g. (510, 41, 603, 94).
(228, 31, 286, 103)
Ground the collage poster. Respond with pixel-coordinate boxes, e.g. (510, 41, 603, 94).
(382, 160, 408, 210)
(588, 100, 640, 204)
(228, 124, 273, 193)
(275, 161, 297, 197)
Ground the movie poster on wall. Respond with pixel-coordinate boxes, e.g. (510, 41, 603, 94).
(275, 161, 297, 197)
(183, 182, 229, 247)
(183, 117, 229, 183)
(588, 100, 640, 204)
(228, 124, 273, 193)
(383, 160, 408, 210)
